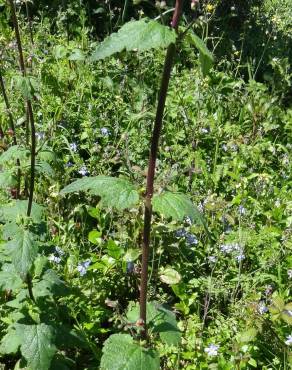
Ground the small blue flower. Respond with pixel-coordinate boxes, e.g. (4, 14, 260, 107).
(285, 335, 292, 346)
(126, 261, 135, 274)
(204, 343, 219, 356)
(70, 142, 78, 152)
(48, 254, 61, 264)
(208, 256, 217, 263)
(258, 301, 268, 315)
(36, 132, 45, 140)
(238, 205, 246, 215)
(55, 246, 65, 256)
(175, 228, 187, 238)
(236, 253, 245, 262)
(100, 127, 109, 136)
(78, 165, 89, 176)
(186, 233, 198, 246)
(77, 259, 91, 276)
(65, 161, 73, 167)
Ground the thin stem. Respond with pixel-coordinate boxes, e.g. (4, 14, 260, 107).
(139, 0, 184, 338)
(9, 0, 36, 302)
(25, 0, 34, 46)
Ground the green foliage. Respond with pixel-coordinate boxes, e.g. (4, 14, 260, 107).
(61, 176, 139, 210)
(0, 200, 44, 222)
(15, 324, 56, 370)
(100, 334, 159, 370)
(186, 31, 214, 76)
(5, 227, 38, 277)
(127, 302, 181, 346)
(90, 19, 176, 61)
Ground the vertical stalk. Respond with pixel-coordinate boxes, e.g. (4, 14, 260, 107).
(139, 0, 184, 337)
(9, 0, 35, 302)
(25, 0, 34, 46)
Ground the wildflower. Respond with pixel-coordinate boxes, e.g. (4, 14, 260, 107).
(55, 246, 65, 256)
(126, 261, 135, 274)
(70, 142, 78, 152)
(238, 205, 246, 215)
(186, 233, 198, 246)
(175, 228, 187, 238)
(48, 254, 61, 264)
(206, 4, 214, 12)
(220, 244, 234, 253)
(265, 285, 273, 296)
(77, 259, 91, 276)
(288, 270, 292, 279)
(204, 343, 219, 356)
(185, 216, 192, 225)
(160, 0, 167, 9)
(65, 161, 73, 167)
(285, 335, 292, 346)
(222, 144, 228, 152)
(100, 127, 109, 136)
(230, 6, 235, 11)
(258, 301, 268, 315)
(235, 253, 245, 262)
(208, 256, 217, 263)
(201, 128, 209, 134)
(78, 165, 89, 176)
(36, 132, 45, 140)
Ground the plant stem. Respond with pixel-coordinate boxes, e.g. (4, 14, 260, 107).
(139, 0, 184, 338)
(9, 0, 36, 302)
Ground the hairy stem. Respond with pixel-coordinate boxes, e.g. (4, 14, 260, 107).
(9, 0, 36, 302)
(139, 0, 183, 338)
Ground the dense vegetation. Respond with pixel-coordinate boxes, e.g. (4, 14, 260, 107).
(0, 0, 291, 369)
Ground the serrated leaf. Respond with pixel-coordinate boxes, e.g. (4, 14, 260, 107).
(0, 172, 17, 188)
(33, 269, 68, 298)
(6, 228, 38, 276)
(90, 19, 176, 61)
(100, 334, 159, 370)
(0, 326, 22, 355)
(237, 328, 257, 343)
(60, 176, 139, 210)
(159, 267, 181, 285)
(127, 302, 181, 346)
(0, 263, 23, 291)
(15, 323, 56, 370)
(0, 200, 44, 222)
(153, 192, 202, 222)
(68, 49, 85, 61)
(0, 145, 29, 164)
(269, 296, 285, 314)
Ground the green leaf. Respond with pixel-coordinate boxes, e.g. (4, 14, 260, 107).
(6, 228, 38, 276)
(0, 145, 29, 164)
(0, 200, 44, 222)
(13, 76, 38, 100)
(153, 192, 203, 223)
(60, 176, 139, 210)
(186, 32, 214, 76)
(88, 230, 102, 245)
(0, 172, 17, 188)
(237, 328, 257, 343)
(123, 249, 141, 262)
(100, 334, 159, 370)
(90, 19, 176, 61)
(0, 326, 22, 355)
(33, 270, 68, 298)
(159, 266, 181, 285)
(15, 323, 56, 370)
(68, 48, 85, 61)
(127, 302, 181, 346)
(186, 32, 214, 63)
(0, 263, 23, 291)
